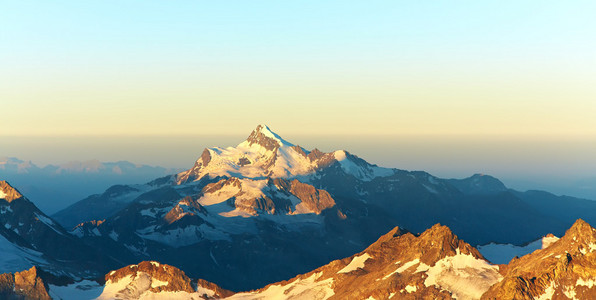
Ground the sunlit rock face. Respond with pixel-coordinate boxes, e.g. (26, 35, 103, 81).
(95, 224, 502, 300)
(482, 219, 596, 300)
(0, 266, 51, 300)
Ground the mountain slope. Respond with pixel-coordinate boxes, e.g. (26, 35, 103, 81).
(0, 180, 118, 278)
(66, 175, 373, 291)
(514, 190, 596, 230)
(7, 220, 596, 299)
(482, 219, 596, 299)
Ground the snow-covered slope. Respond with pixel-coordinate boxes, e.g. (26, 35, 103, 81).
(73, 176, 337, 251)
(0, 233, 46, 273)
(177, 124, 393, 183)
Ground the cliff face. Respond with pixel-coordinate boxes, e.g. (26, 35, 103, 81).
(482, 219, 596, 300)
(0, 266, 51, 300)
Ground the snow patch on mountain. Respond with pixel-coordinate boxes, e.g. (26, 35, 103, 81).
(422, 250, 502, 300)
(48, 280, 103, 300)
(0, 234, 46, 273)
(229, 272, 335, 300)
(333, 150, 393, 180)
(542, 235, 559, 248)
(34, 213, 64, 236)
(534, 281, 556, 300)
(577, 277, 596, 288)
(338, 253, 371, 274)
(138, 224, 231, 246)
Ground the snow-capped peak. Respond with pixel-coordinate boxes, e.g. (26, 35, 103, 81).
(240, 124, 294, 150)
(176, 124, 395, 184)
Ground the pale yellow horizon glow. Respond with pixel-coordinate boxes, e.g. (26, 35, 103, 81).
(2, 1, 596, 138)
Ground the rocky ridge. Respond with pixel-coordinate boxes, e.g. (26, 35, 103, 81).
(97, 261, 232, 299)
(483, 219, 596, 299)
(0, 266, 51, 300)
(0, 180, 117, 278)
(4, 219, 596, 299)
(97, 224, 503, 300)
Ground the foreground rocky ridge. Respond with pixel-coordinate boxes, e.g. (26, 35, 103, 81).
(0, 266, 51, 300)
(3, 219, 596, 299)
(95, 219, 596, 300)
(483, 219, 596, 299)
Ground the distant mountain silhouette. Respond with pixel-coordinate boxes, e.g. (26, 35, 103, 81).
(0, 157, 181, 214)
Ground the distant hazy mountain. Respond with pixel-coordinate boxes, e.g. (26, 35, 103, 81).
(51, 124, 596, 291)
(0, 157, 181, 214)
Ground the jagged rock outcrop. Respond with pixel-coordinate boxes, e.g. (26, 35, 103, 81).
(245, 124, 284, 151)
(274, 178, 335, 214)
(0, 266, 51, 300)
(482, 219, 596, 300)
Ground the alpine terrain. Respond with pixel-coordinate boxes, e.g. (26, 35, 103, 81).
(1, 124, 596, 299)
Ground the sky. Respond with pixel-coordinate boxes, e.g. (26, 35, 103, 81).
(1, 1, 596, 198)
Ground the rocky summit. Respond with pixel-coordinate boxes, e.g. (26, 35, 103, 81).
(483, 219, 596, 300)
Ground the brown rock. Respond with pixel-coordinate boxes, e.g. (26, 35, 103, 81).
(196, 278, 234, 298)
(0, 267, 51, 300)
(0, 180, 24, 202)
(105, 261, 195, 294)
(482, 219, 596, 300)
(245, 125, 282, 151)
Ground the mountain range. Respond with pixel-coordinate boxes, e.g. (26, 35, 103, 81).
(1, 124, 596, 299)
(4, 219, 595, 299)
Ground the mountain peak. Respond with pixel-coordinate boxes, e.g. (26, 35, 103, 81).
(0, 180, 24, 202)
(243, 124, 293, 150)
(562, 218, 596, 244)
